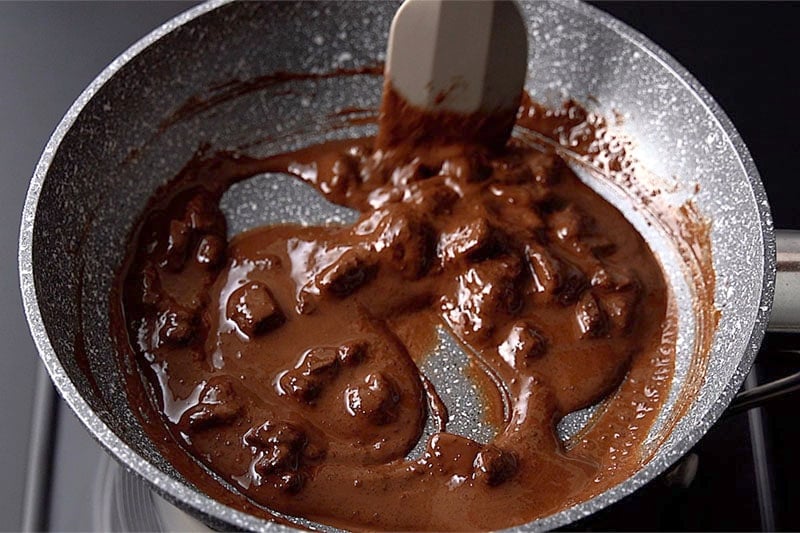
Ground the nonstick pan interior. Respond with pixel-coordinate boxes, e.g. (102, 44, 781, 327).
(20, 1, 774, 530)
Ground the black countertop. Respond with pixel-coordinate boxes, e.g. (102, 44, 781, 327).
(1, 2, 797, 530)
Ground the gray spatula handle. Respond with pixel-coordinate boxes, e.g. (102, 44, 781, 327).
(768, 229, 800, 332)
(720, 230, 800, 415)
(725, 230, 800, 415)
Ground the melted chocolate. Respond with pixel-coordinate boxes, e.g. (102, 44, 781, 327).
(376, 82, 519, 150)
(113, 92, 674, 530)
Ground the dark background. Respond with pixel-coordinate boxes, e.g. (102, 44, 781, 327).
(0, 1, 797, 531)
(0, 3, 192, 530)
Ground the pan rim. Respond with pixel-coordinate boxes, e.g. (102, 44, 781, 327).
(17, 0, 776, 531)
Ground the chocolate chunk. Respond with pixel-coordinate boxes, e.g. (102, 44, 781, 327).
(315, 154, 358, 204)
(502, 204, 547, 234)
(279, 346, 346, 404)
(247, 421, 308, 478)
(337, 341, 367, 366)
(366, 184, 403, 209)
(575, 291, 608, 338)
(345, 143, 369, 161)
(358, 149, 391, 186)
(183, 377, 242, 431)
(368, 209, 435, 279)
(549, 205, 591, 242)
(317, 250, 375, 296)
(388, 228, 436, 279)
(245, 420, 307, 450)
(407, 179, 460, 215)
(254, 443, 299, 476)
(473, 446, 518, 486)
(226, 281, 284, 338)
(245, 420, 309, 493)
(498, 321, 547, 367)
(388, 161, 417, 187)
(487, 183, 540, 205)
(583, 236, 617, 257)
(165, 219, 191, 272)
(302, 441, 326, 461)
(344, 372, 400, 425)
(597, 290, 640, 332)
(482, 257, 523, 314)
(526, 245, 587, 304)
(157, 305, 195, 346)
(279, 371, 321, 404)
(444, 256, 524, 337)
(195, 234, 226, 268)
(183, 190, 225, 235)
(422, 433, 482, 477)
(331, 154, 359, 184)
(557, 265, 589, 305)
(140, 264, 161, 306)
(527, 150, 564, 185)
(390, 158, 441, 186)
(490, 150, 535, 185)
(273, 471, 305, 494)
(488, 184, 549, 231)
(590, 264, 636, 292)
(526, 245, 560, 295)
(440, 151, 491, 183)
(299, 347, 340, 376)
(333, 152, 360, 178)
(438, 218, 500, 263)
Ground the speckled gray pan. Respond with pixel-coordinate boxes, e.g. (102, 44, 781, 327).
(19, 1, 776, 531)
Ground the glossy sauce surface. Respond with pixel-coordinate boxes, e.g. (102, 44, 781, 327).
(114, 95, 672, 530)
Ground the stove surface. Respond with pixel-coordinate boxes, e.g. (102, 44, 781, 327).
(6, 2, 798, 531)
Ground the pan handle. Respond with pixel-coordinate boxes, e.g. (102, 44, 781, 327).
(767, 229, 800, 332)
(727, 229, 800, 414)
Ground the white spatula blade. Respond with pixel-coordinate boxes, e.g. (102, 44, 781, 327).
(386, 0, 528, 115)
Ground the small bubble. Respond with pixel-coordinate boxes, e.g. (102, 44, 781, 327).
(336, 51, 353, 64)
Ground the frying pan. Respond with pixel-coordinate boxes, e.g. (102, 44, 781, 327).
(18, 1, 800, 530)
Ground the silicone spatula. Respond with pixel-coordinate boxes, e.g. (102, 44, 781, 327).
(383, 0, 528, 129)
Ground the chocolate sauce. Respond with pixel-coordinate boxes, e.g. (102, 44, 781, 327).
(112, 89, 675, 530)
(376, 83, 519, 151)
